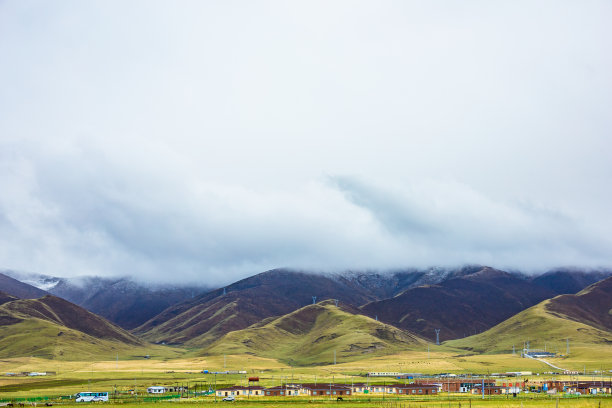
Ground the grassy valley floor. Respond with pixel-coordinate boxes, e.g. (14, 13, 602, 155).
(1, 351, 612, 405)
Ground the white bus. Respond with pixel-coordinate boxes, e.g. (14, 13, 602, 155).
(75, 392, 109, 402)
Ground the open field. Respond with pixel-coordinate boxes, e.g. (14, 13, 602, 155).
(1, 351, 611, 404)
(0, 397, 612, 408)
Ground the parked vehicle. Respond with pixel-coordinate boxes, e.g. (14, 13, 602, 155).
(75, 392, 109, 402)
(222, 396, 235, 402)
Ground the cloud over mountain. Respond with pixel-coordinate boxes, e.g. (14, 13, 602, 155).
(1, 1, 611, 283)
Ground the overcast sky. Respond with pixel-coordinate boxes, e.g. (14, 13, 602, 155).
(1, 1, 611, 284)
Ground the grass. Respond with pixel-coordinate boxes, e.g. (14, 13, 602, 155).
(1, 395, 612, 407)
(0, 320, 184, 361)
(203, 302, 426, 366)
(444, 300, 612, 371)
(1, 350, 611, 401)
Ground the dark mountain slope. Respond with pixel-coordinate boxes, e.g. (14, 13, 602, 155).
(49, 277, 209, 329)
(0, 272, 48, 299)
(340, 265, 483, 300)
(360, 267, 606, 342)
(136, 266, 608, 346)
(135, 269, 382, 346)
(531, 268, 611, 295)
(546, 276, 612, 332)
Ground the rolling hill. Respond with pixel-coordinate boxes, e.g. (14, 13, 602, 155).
(134, 269, 384, 346)
(546, 276, 612, 332)
(0, 294, 156, 359)
(446, 276, 612, 354)
(203, 300, 427, 365)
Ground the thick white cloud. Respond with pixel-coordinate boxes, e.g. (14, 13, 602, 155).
(0, 0, 611, 284)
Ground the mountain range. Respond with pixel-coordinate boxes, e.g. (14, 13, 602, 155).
(1, 271, 210, 330)
(0, 266, 610, 364)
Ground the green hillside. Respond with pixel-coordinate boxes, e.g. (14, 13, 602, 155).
(0, 295, 180, 360)
(446, 299, 612, 356)
(0, 319, 138, 360)
(203, 300, 428, 366)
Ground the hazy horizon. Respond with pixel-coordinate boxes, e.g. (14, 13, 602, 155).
(1, 1, 611, 285)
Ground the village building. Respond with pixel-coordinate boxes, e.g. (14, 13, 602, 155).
(564, 381, 612, 395)
(147, 386, 166, 394)
(349, 383, 368, 393)
(215, 386, 265, 397)
(395, 383, 439, 395)
(263, 385, 304, 396)
(415, 378, 493, 393)
(471, 385, 503, 395)
(300, 384, 352, 397)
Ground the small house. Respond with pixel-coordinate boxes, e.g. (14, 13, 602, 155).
(216, 386, 265, 397)
(395, 383, 438, 395)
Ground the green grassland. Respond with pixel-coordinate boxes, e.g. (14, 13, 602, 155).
(1, 353, 611, 407)
(4, 398, 609, 408)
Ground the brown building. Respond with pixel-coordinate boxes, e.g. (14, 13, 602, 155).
(302, 384, 352, 397)
(395, 383, 439, 395)
(415, 379, 494, 393)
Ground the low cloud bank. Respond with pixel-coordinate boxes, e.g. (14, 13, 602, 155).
(1, 146, 610, 285)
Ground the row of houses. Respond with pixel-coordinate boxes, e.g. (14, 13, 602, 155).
(147, 379, 612, 397)
(545, 381, 612, 395)
(214, 383, 440, 397)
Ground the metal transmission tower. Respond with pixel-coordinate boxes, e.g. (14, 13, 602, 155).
(512, 345, 515, 355)
(334, 299, 339, 307)
(223, 288, 226, 295)
(312, 296, 317, 304)
(566, 338, 570, 355)
(435, 329, 441, 345)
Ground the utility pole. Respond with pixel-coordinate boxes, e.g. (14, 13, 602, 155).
(435, 329, 441, 346)
(334, 350, 336, 365)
